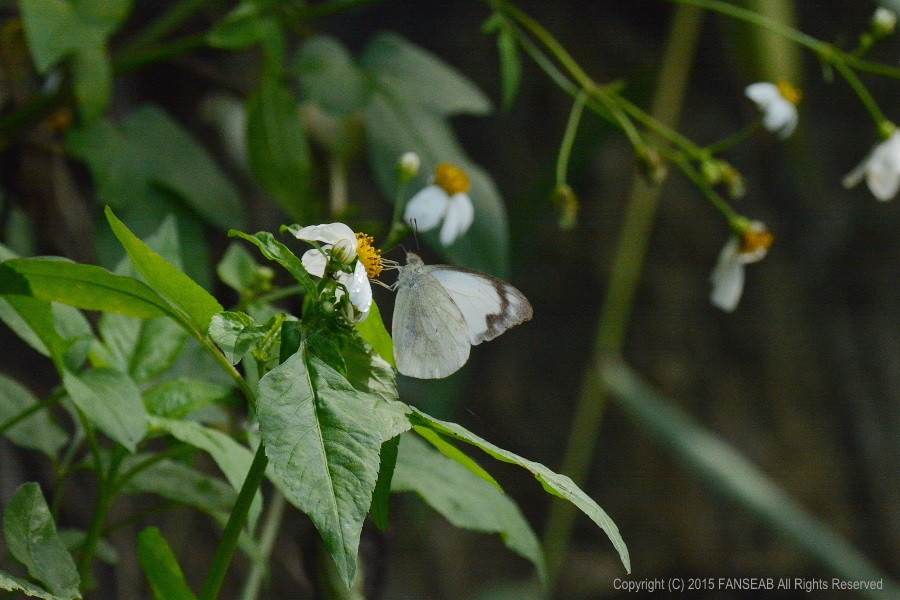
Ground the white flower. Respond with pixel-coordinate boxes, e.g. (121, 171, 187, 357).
(872, 7, 897, 35)
(842, 131, 900, 201)
(398, 152, 421, 181)
(404, 162, 475, 246)
(293, 222, 373, 322)
(745, 81, 800, 139)
(710, 221, 773, 313)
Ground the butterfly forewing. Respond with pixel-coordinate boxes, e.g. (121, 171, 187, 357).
(426, 266, 533, 345)
(393, 261, 472, 379)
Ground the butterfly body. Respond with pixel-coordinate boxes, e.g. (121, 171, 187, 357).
(392, 253, 533, 379)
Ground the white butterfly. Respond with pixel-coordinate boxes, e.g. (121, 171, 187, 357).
(392, 252, 533, 379)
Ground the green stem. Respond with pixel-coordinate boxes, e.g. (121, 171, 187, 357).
(704, 120, 761, 155)
(556, 91, 587, 186)
(198, 443, 269, 600)
(542, 4, 704, 589)
(255, 283, 306, 304)
(122, 0, 220, 53)
(832, 59, 889, 132)
(239, 492, 287, 600)
(675, 157, 741, 223)
(113, 34, 209, 75)
(0, 388, 64, 437)
(78, 438, 126, 586)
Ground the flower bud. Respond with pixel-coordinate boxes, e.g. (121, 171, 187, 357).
(873, 7, 897, 36)
(551, 184, 579, 231)
(331, 238, 358, 265)
(397, 152, 421, 182)
(636, 146, 668, 185)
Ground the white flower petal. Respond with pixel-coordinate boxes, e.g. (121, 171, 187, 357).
(438, 193, 474, 246)
(292, 222, 357, 246)
(745, 82, 781, 108)
(404, 185, 449, 232)
(710, 237, 745, 312)
(301, 249, 328, 277)
(763, 99, 798, 139)
(866, 163, 900, 201)
(338, 261, 372, 322)
(847, 133, 900, 200)
(842, 150, 873, 189)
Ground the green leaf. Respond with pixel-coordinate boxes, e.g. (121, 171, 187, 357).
(497, 25, 522, 110)
(98, 314, 187, 382)
(245, 72, 314, 223)
(63, 367, 148, 452)
(364, 95, 510, 275)
(72, 44, 111, 123)
(2, 295, 71, 370)
(412, 425, 501, 491)
(208, 311, 268, 365)
(354, 300, 394, 367)
(217, 243, 260, 294)
(66, 106, 245, 232)
(361, 33, 492, 117)
(57, 529, 117, 565)
(0, 258, 174, 320)
(369, 435, 398, 531)
(294, 35, 369, 116)
(394, 433, 546, 582)
(137, 527, 197, 600)
(256, 345, 383, 585)
(148, 416, 261, 531)
(409, 407, 631, 573)
(74, 0, 132, 34)
(0, 374, 67, 458)
(123, 457, 237, 516)
(19, 0, 100, 73)
(143, 377, 236, 419)
(229, 231, 316, 293)
(0, 570, 67, 600)
(106, 207, 223, 332)
(3, 483, 80, 599)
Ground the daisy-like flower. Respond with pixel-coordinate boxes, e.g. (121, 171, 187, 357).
(745, 81, 801, 139)
(404, 162, 475, 246)
(710, 220, 774, 313)
(842, 130, 900, 201)
(292, 223, 383, 323)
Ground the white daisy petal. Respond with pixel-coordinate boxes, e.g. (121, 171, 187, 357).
(764, 100, 798, 139)
(404, 185, 449, 232)
(439, 193, 475, 246)
(744, 82, 781, 108)
(338, 261, 372, 322)
(710, 238, 745, 312)
(292, 222, 357, 246)
(866, 163, 900, 201)
(301, 249, 328, 277)
(844, 132, 900, 201)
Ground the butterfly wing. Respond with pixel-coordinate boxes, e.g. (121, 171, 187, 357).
(393, 265, 472, 379)
(425, 266, 533, 345)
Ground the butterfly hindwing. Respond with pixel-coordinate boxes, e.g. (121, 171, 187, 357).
(426, 265, 533, 345)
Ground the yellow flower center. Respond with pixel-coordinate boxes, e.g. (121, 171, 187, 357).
(355, 232, 383, 278)
(740, 227, 774, 256)
(777, 80, 802, 105)
(434, 163, 471, 195)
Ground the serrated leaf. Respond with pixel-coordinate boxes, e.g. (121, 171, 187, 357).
(0, 374, 67, 458)
(137, 527, 197, 600)
(208, 311, 267, 365)
(124, 457, 237, 518)
(99, 314, 187, 382)
(245, 72, 314, 223)
(0, 258, 174, 321)
(361, 33, 492, 117)
(143, 377, 235, 419)
(294, 35, 369, 116)
(229, 230, 316, 293)
(497, 25, 522, 110)
(256, 345, 383, 585)
(66, 106, 245, 232)
(3, 483, 80, 599)
(364, 95, 510, 275)
(106, 207, 223, 332)
(148, 416, 261, 531)
(409, 407, 630, 573)
(63, 367, 148, 452)
(393, 433, 546, 582)
(354, 300, 394, 367)
(0, 570, 67, 599)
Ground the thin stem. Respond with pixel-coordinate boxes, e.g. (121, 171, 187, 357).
(255, 283, 306, 304)
(556, 91, 587, 186)
(122, 0, 220, 53)
(832, 60, 889, 132)
(113, 444, 196, 492)
(78, 439, 126, 586)
(239, 492, 287, 600)
(704, 120, 761, 155)
(542, 4, 704, 589)
(0, 388, 64, 437)
(674, 157, 741, 223)
(113, 34, 209, 75)
(199, 443, 269, 600)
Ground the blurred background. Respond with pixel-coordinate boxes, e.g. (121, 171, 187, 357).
(0, 0, 898, 598)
